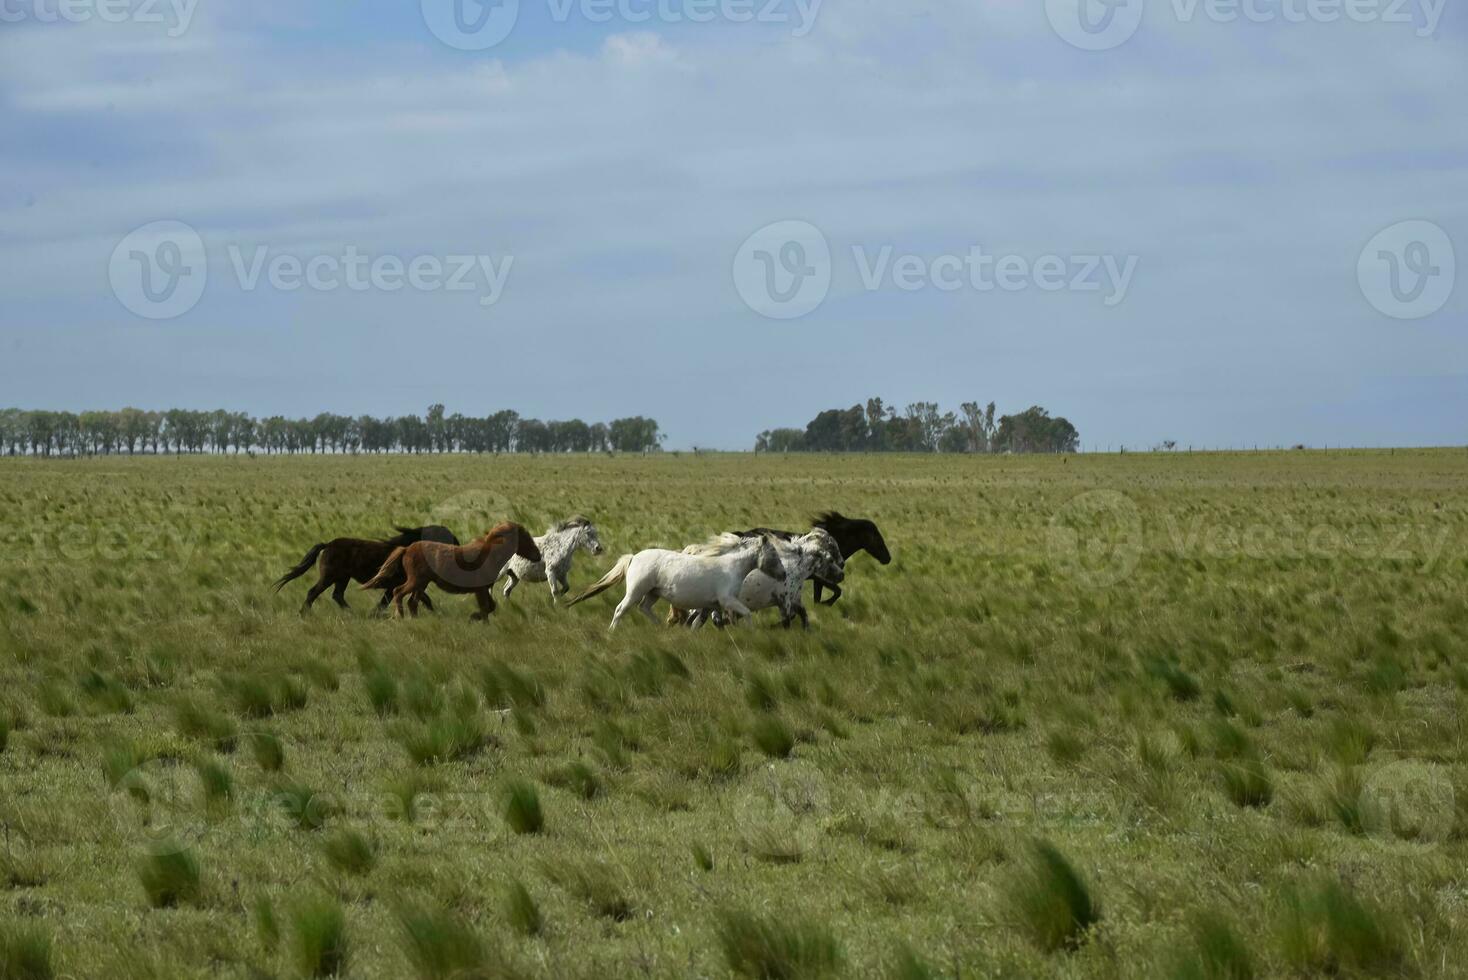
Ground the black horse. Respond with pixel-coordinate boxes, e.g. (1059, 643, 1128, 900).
(736, 511, 891, 606)
(274, 525, 459, 612)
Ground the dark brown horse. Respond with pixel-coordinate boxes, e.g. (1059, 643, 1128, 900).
(737, 511, 890, 605)
(273, 526, 459, 613)
(363, 522, 542, 621)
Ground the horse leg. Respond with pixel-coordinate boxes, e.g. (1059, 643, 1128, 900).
(551, 571, 569, 603)
(502, 569, 519, 598)
(636, 595, 662, 626)
(391, 584, 409, 619)
(472, 589, 495, 621)
(331, 579, 350, 610)
(610, 587, 644, 630)
(303, 576, 331, 612)
(815, 577, 842, 607)
(406, 589, 422, 618)
(375, 589, 392, 613)
(719, 596, 754, 626)
(419, 590, 436, 613)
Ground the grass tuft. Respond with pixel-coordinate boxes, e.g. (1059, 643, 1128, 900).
(320, 829, 377, 876)
(1005, 840, 1100, 952)
(751, 715, 796, 759)
(138, 845, 202, 908)
(1278, 879, 1403, 975)
(250, 730, 285, 772)
(503, 779, 544, 835)
(0, 922, 55, 980)
(291, 894, 348, 978)
(504, 879, 543, 937)
(397, 904, 488, 980)
(541, 858, 636, 921)
(715, 908, 843, 979)
(1171, 910, 1256, 979)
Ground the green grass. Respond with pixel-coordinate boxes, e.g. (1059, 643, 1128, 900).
(0, 923, 55, 980)
(137, 845, 202, 909)
(716, 908, 843, 979)
(1, 450, 1466, 976)
(290, 894, 348, 978)
(1005, 840, 1101, 951)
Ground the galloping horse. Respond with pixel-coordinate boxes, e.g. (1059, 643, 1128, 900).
(738, 512, 889, 605)
(499, 516, 605, 602)
(363, 522, 541, 621)
(567, 534, 786, 630)
(273, 525, 459, 613)
(683, 528, 845, 629)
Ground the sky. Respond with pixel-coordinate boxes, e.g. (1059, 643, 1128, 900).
(1, 0, 1464, 450)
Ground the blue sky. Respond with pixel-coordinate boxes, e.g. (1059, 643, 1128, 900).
(1, 0, 1464, 449)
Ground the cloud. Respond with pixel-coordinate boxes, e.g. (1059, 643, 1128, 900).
(0, 3, 1464, 448)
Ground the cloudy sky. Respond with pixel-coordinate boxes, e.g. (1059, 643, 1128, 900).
(1, 0, 1464, 449)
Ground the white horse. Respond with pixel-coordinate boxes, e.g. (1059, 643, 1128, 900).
(566, 534, 786, 630)
(499, 516, 604, 602)
(684, 528, 845, 629)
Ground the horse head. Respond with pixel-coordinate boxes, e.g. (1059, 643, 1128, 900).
(814, 511, 890, 565)
(572, 517, 605, 556)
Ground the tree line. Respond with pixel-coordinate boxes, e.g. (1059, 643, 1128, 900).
(755, 399, 1079, 454)
(0, 406, 664, 457)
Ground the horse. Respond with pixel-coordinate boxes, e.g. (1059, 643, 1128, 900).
(499, 516, 605, 602)
(683, 528, 845, 630)
(273, 525, 459, 613)
(566, 534, 786, 630)
(738, 511, 890, 605)
(362, 522, 541, 621)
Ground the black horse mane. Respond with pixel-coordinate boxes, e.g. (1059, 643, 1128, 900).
(385, 525, 458, 547)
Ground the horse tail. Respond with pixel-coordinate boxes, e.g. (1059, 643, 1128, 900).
(273, 543, 326, 592)
(361, 546, 407, 590)
(565, 554, 632, 607)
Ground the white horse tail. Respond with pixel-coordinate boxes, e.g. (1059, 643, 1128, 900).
(565, 554, 632, 606)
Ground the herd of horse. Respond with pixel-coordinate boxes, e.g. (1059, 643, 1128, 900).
(273, 513, 891, 629)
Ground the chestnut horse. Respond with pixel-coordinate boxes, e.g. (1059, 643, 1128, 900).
(273, 525, 459, 613)
(363, 522, 541, 621)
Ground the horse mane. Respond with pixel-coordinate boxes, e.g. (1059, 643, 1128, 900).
(684, 532, 762, 558)
(385, 526, 426, 547)
(811, 511, 847, 530)
(549, 515, 592, 533)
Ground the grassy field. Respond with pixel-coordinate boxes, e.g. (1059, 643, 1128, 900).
(1, 450, 1466, 979)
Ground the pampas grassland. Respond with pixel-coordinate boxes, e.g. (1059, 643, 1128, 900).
(1, 450, 1465, 978)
